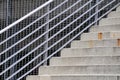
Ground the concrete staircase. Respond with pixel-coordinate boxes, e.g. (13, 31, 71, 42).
(26, 6, 120, 80)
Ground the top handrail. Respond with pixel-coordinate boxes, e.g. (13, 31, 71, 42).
(0, 0, 53, 34)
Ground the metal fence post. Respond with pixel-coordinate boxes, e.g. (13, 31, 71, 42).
(44, 4, 50, 65)
(6, 0, 17, 80)
(4, 0, 9, 79)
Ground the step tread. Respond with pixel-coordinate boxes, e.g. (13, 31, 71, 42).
(31, 74, 120, 76)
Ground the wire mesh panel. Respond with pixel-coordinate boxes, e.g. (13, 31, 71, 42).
(0, 0, 120, 80)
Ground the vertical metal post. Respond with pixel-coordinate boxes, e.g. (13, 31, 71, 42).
(4, 0, 9, 79)
(44, 4, 50, 65)
(95, 0, 99, 25)
(6, 0, 16, 80)
(89, 1, 92, 25)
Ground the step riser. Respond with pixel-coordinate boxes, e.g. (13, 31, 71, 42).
(39, 65, 120, 75)
(26, 76, 120, 80)
(90, 25, 120, 32)
(26, 76, 40, 80)
(71, 39, 120, 48)
(108, 11, 120, 18)
(99, 18, 120, 26)
(26, 76, 50, 80)
(50, 57, 120, 66)
(61, 47, 120, 57)
(51, 76, 119, 80)
(81, 32, 120, 40)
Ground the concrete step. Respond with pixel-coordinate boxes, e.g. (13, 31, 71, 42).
(116, 6, 120, 11)
(108, 11, 120, 18)
(26, 75, 120, 80)
(39, 65, 120, 75)
(81, 32, 120, 40)
(50, 56, 120, 66)
(61, 47, 120, 57)
(90, 25, 120, 32)
(99, 18, 120, 26)
(71, 39, 120, 48)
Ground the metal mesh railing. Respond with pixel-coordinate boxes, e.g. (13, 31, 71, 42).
(0, 0, 120, 80)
